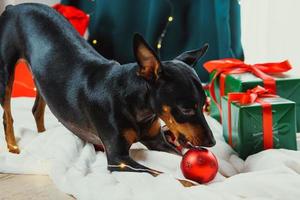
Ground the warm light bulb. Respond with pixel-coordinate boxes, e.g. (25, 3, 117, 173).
(119, 163, 126, 168)
(92, 40, 97, 45)
(168, 16, 173, 22)
(12, 145, 18, 150)
(157, 43, 162, 49)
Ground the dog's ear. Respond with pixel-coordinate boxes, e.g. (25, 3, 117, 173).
(133, 33, 161, 81)
(175, 44, 209, 67)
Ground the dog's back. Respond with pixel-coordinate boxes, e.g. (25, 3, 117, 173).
(0, 3, 100, 80)
(0, 3, 112, 147)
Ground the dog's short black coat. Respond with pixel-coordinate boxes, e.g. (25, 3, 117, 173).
(0, 3, 215, 178)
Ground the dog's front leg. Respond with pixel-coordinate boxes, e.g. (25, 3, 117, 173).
(107, 153, 161, 176)
(96, 123, 160, 176)
(106, 150, 195, 187)
(95, 121, 194, 187)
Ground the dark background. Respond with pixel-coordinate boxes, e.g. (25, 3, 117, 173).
(61, 0, 244, 82)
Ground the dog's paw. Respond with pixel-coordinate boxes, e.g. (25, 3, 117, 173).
(178, 179, 196, 187)
(8, 145, 20, 154)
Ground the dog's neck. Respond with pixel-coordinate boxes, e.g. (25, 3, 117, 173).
(116, 64, 158, 123)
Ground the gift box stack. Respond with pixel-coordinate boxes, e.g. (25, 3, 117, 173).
(204, 58, 299, 159)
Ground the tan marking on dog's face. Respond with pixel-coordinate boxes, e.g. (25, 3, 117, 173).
(123, 129, 138, 145)
(147, 118, 161, 137)
(159, 105, 204, 146)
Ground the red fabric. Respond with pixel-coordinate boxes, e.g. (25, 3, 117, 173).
(12, 4, 89, 97)
(12, 60, 36, 97)
(227, 86, 277, 148)
(204, 59, 291, 122)
(53, 4, 89, 36)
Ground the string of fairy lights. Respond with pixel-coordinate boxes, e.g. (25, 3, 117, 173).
(156, 0, 174, 56)
(108, 163, 161, 175)
(156, 15, 173, 53)
(86, 0, 175, 56)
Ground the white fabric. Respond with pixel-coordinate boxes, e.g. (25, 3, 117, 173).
(1, 98, 300, 200)
(241, 0, 300, 74)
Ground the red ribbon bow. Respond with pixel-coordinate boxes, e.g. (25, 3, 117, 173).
(227, 86, 278, 149)
(204, 58, 291, 122)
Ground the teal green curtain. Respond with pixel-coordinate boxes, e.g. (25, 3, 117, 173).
(61, 0, 243, 82)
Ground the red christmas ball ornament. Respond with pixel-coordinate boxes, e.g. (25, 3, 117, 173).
(181, 148, 218, 184)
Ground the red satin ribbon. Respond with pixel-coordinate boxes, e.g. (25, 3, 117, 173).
(227, 86, 277, 149)
(204, 58, 291, 122)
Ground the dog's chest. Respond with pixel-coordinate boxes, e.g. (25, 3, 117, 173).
(60, 119, 103, 146)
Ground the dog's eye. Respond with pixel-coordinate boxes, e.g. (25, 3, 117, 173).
(178, 106, 196, 116)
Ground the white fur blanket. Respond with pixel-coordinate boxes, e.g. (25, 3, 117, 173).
(1, 98, 300, 200)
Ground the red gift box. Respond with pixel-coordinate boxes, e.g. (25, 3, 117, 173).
(203, 58, 291, 122)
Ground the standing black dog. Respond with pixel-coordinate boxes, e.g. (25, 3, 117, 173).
(0, 3, 215, 185)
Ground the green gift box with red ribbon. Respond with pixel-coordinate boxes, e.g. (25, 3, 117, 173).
(221, 86, 297, 159)
(204, 58, 300, 131)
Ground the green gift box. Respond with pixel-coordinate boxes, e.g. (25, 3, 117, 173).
(221, 95, 297, 159)
(208, 70, 300, 131)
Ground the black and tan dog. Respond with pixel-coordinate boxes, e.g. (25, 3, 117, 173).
(0, 3, 215, 185)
